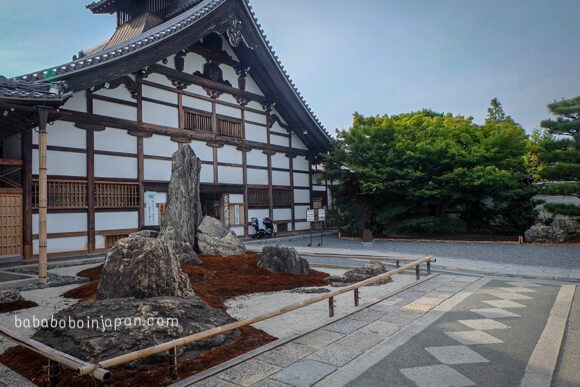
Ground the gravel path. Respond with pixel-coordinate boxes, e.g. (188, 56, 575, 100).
(280, 236, 580, 269)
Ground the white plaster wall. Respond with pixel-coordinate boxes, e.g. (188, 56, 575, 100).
(293, 172, 310, 187)
(144, 159, 172, 181)
(94, 84, 134, 101)
(270, 121, 287, 134)
(200, 164, 213, 183)
(230, 226, 244, 236)
(182, 95, 212, 111)
(218, 145, 242, 164)
(95, 211, 138, 231)
(191, 140, 214, 161)
(142, 101, 178, 128)
(272, 108, 287, 125)
(246, 101, 263, 111)
(271, 153, 289, 169)
(535, 194, 580, 206)
(292, 133, 308, 150)
(270, 135, 289, 147)
(294, 156, 309, 171)
(142, 85, 177, 104)
(32, 121, 85, 149)
(93, 99, 137, 121)
(221, 65, 238, 87)
(294, 189, 310, 204)
(245, 123, 267, 143)
(94, 127, 136, 154)
(294, 221, 310, 231)
(229, 194, 244, 204)
(95, 235, 105, 249)
(182, 52, 205, 74)
(244, 75, 264, 96)
(33, 150, 86, 176)
(246, 149, 267, 166)
(62, 91, 86, 112)
(245, 111, 266, 124)
(218, 166, 243, 184)
(2, 133, 21, 159)
(144, 134, 178, 157)
(313, 185, 326, 192)
(295, 205, 310, 219)
(184, 83, 207, 96)
(33, 236, 88, 254)
(32, 213, 87, 234)
(216, 104, 241, 119)
(272, 171, 290, 186)
(217, 93, 238, 105)
(248, 209, 270, 220)
(247, 168, 268, 184)
(94, 155, 137, 178)
(273, 208, 291, 220)
(146, 73, 174, 88)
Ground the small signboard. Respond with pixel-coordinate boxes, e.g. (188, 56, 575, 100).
(306, 209, 315, 222)
(318, 208, 326, 221)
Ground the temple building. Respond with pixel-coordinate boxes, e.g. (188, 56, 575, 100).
(0, 0, 331, 261)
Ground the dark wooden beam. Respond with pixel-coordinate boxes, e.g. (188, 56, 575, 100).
(21, 129, 33, 260)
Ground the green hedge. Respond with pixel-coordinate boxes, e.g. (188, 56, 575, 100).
(543, 203, 580, 217)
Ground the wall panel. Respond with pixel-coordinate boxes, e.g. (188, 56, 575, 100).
(33, 150, 86, 176)
(144, 159, 172, 181)
(94, 155, 137, 178)
(93, 99, 137, 121)
(142, 101, 178, 128)
(94, 127, 136, 153)
(95, 211, 138, 230)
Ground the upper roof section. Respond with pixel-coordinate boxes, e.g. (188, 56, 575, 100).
(11, 0, 331, 152)
(0, 76, 71, 103)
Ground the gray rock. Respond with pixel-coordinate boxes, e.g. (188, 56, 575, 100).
(159, 145, 203, 249)
(0, 288, 23, 304)
(258, 245, 311, 275)
(96, 236, 194, 300)
(196, 216, 246, 256)
(524, 223, 568, 243)
(166, 239, 201, 265)
(32, 296, 239, 365)
(129, 229, 159, 239)
(328, 262, 391, 287)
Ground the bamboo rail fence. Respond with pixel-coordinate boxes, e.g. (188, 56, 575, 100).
(77, 255, 435, 380)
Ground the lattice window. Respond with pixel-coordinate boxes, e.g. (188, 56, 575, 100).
(32, 180, 87, 209)
(218, 118, 242, 138)
(184, 110, 212, 132)
(95, 182, 139, 209)
(32, 180, 139, 209)
(273, 189, 292, 208)
(248, 188, 268, 208)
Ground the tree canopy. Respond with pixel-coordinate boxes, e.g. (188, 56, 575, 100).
(540, 96, 580, 141)
(325, 107, 536, 236)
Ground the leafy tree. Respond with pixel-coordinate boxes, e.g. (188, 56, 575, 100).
(486, 98, 506, 122)
(325, 110, 536, 236)
(540, 96, 580, 143)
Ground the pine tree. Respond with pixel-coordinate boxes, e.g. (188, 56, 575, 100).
(486, 98, 506, 122)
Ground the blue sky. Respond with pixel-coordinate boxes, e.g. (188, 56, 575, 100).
(1, 0, 579, 134)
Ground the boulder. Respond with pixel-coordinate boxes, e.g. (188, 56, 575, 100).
(166, 239, 201, 265)
(159, 145, 203, 249)
(196, 216, 246, 256)
(96, 236, 194, 300)
(32, 296, 239, 365)
(0, 288, 23, 304)
(328, 262, 391, 287)
(524, 224, 568, 243)
(129, 229, 159, 239)
(257, 245, 311, 275)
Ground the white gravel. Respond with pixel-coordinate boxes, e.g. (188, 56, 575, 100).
(225, 268, 417, 339)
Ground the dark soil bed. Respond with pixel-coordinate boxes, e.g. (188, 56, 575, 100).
(0, 252, 329, 386)
(0, 300, 38, 313)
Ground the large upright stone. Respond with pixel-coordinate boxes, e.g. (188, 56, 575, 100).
(159, 145, 203, 249)
(258, 245, 311, 274)
(196, 216, 247, 256)
(96, 236, 194, 300)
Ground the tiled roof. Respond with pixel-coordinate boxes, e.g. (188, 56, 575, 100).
(0, 76, 70, 101)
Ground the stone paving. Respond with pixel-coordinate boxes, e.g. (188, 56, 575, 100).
(173, 274, 478, 386)
(175, 274, 576, 387)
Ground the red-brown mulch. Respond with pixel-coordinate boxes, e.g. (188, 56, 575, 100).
(0, 252, 329, 386)
(0, 300, 38, 313)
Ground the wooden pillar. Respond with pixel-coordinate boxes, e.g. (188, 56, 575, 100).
(266, 111, 273, 218)
(86, 129, 95, 252)
(288, 133, 295, 232)
(37, 107, 49, 285)
(136, 76, 145, 229)
(241, 111, 249, 236)
(21, 129, 33, 260)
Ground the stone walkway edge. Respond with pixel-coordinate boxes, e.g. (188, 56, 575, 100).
(170, 273, 445, 386)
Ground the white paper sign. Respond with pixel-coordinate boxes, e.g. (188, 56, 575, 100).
(306, 209, 315, 222)
(144, 192, 157, 226)
(318, 209, 326, 221)
(234, 204, 240, 225)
